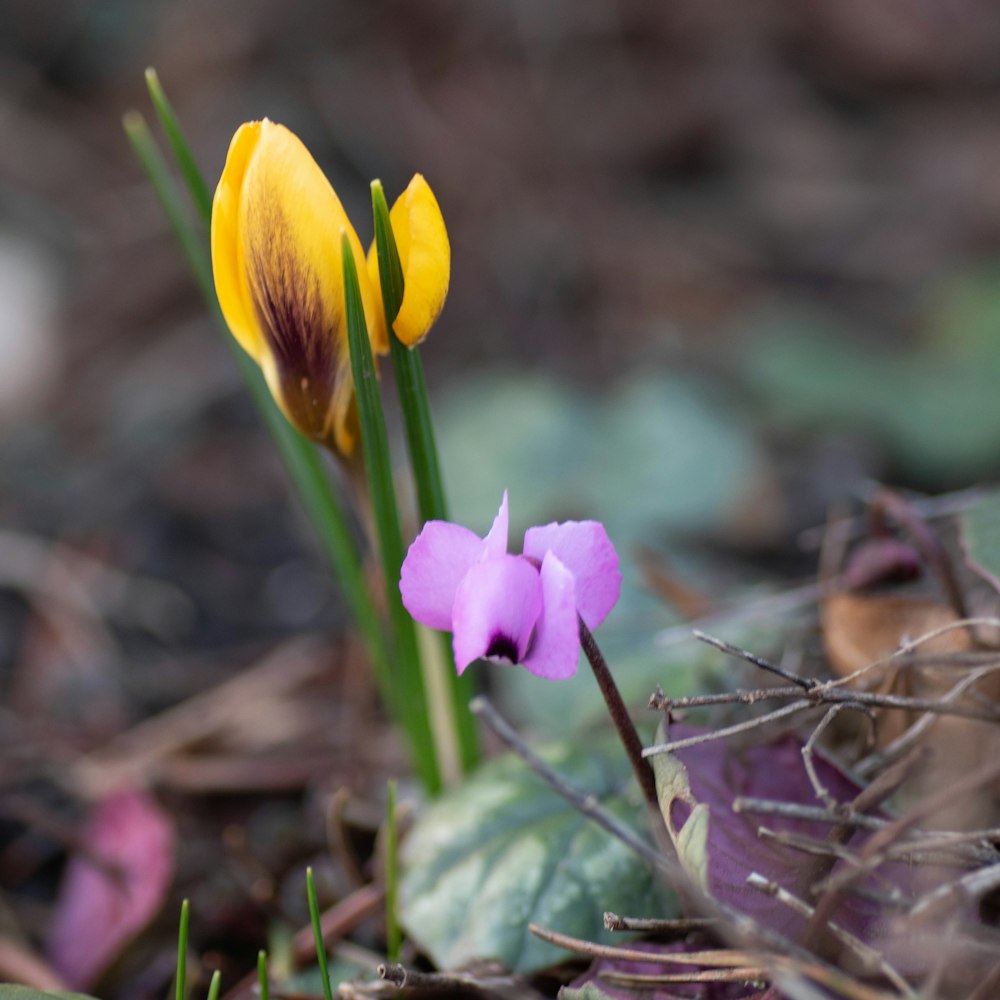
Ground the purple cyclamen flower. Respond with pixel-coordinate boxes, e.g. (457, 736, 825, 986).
(400, 492, 621, 680)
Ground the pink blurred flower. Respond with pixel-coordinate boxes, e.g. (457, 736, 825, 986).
(400, 492, 621, 680)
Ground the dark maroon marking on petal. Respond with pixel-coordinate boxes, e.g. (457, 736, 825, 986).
(244, 201, 343, 440)
(485, 632, 519, 663)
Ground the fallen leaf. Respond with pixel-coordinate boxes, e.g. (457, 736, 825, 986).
(651, 727, 919, 951)
(821, 591, 1000, 827)
(46, 789, 175, 989)
(821, 592, 969, 679)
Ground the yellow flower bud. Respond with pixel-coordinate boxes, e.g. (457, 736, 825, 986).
(367, 174, 450, 347)
(211, 120, 386, 455)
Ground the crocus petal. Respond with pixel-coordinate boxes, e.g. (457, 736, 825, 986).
(482, 490, 509, 560)
(212, 122, 267, 366)
(367, 174, 450, 347)
(400, 520, 486, 631)
(523, 520, 621, 630)
(451, 555, 542, 674)
(521, 552, 580, 680)
(211, 120, 386, 455)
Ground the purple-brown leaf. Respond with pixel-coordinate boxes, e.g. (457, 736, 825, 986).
(653, 728, 919, 946)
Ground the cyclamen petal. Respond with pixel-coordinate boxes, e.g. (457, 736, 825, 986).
(523, 520, 621, 630)
(400, 520, 485, 631)
(521, 552, 580, 680)
(451, 555, 542, 674)
(481, 490, 509, 560)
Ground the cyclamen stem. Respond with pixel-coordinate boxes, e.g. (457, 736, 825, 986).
(578, 618, 659, 811)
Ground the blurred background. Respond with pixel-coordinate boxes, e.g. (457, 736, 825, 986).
(5, 0, 1000, 993)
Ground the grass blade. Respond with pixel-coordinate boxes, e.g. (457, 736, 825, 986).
(205, 970, 221, 1000)
(257, 951, 269, 1000)
(306, 867, 333, 1000)
(175, 899, 189, 1000)
(123, 113, 214, 305)
(341, 231, 441, 792)
(144, 67, 213, 223)
(385, 780, 401, 962)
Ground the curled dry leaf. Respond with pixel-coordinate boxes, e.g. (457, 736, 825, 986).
(821, 592, 970, 681)
(46, 789, 175, 989)
(822, 592, 1000, 827)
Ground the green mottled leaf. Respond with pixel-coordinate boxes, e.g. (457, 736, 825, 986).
(960, 489, 1000, 595)
(400, 740, 674, 972)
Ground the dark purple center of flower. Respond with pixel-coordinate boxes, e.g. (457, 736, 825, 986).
(485, 632, 519, 663)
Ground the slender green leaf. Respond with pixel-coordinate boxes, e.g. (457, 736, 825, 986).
(257, 951, 269, 1000)
(144, 67, 213, 223)
(371, 180, 479, 775)
(205, 970, 221, 1000)
(342, 231, 440, 792)
(370, 181, 447, 524)
(123, 112, 214, 305)
(306, 867, 333, 1000)
(175, 899, 189, 1000)
(385, 780, 401, 961)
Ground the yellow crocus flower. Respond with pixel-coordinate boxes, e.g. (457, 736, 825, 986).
(366, 174, 451, 347)
(211, 119, 386, 455)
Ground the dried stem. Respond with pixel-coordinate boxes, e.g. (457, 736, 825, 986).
(644, 700, 813, 756)
(603, 912, 717, 933)
(603, 967, 768, 985)
(746, 873, 913, 996)
(528, 924, 760, 967)
(578, 618, 659, 810)
(869, 487, 968, 620)
(854, 668, 997, 777)
(649, 682, 1000, 724)
(693, 631, 817, 688)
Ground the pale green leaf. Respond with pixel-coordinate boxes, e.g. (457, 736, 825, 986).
(400, 740, 674, 972)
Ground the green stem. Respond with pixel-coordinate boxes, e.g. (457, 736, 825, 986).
(341, 231, 441, 792)
(371, 180, 479, 774)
